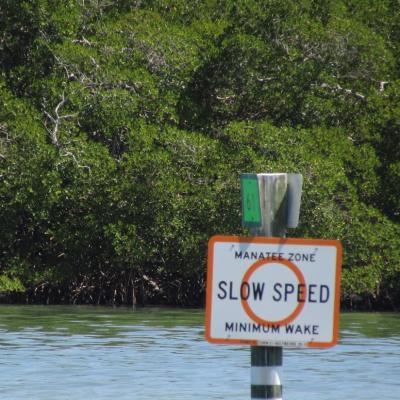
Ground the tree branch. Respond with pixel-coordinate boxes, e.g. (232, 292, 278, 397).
(318, 82, 366, 100)
(43, 94, 68, 148)
(43, 94, 90, 172)
(72, 36, 93, 47)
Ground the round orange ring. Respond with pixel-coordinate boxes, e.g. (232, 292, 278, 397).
(241, 257, 306, 327)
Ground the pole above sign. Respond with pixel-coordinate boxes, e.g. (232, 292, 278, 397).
(205, 235, 342, 348)
(240, 173, 303, 231)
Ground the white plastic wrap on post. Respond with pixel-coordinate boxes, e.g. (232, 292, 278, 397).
(252, 173, 287, 237)
(286, 174, 303, 228)
(252, 173, 303, 231)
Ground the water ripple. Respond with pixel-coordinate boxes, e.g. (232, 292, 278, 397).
(0, 306, 399, 399)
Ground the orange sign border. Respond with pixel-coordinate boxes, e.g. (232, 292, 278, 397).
(205, 235, 342, 348)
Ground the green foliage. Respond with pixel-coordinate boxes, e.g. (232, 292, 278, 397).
(179, 0, 395, 131)
(1, 0, 400, 308)
(366, 80, 400, 221)
(0, 275, 25, 293)
(0, 0, 42, 70)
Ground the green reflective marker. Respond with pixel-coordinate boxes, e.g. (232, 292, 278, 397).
(240, 173, 262, 228)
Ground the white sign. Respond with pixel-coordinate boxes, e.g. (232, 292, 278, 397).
(205, 236, 342, 348)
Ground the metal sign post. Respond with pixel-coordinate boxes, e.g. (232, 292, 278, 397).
(205, 172, 342, 400)
(243, 173, 302, 400)
(249, 174, 287, 400)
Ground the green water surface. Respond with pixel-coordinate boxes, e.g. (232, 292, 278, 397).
(0, 305, 399, 399)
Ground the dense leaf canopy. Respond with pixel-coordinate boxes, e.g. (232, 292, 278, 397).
(1, 0, 400, 309)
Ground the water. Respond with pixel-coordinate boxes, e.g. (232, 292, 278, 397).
(0, 306, 399, 399)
